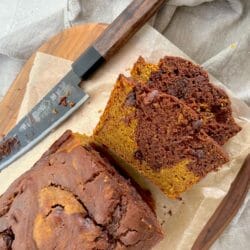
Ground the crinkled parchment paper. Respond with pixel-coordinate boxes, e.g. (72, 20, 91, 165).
(0, 25, 249, 250)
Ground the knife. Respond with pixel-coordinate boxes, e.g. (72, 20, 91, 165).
(0, 0, 166, 170)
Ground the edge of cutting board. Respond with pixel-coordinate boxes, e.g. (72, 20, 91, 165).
(0, 23, 249, 249)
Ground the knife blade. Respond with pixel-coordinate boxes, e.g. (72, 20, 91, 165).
(0, 70, 88, 170)
(0, 0, 165, 170)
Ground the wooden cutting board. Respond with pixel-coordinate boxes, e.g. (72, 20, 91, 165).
(0, 23, 249, 249)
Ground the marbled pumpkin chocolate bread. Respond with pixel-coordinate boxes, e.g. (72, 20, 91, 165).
(93, 74, 229, 198)
(0, 131, 163, 250)
(131, 56, 241, 145)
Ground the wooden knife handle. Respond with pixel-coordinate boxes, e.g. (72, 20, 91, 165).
(93, 0, 166, 60)
(72, 0, 165, 78)
(192, 154, 250, 250)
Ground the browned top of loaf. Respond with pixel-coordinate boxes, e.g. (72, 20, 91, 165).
(0, 131, 163, 250)
(147, 56, 241, 145)
(134, 85, 228, 176)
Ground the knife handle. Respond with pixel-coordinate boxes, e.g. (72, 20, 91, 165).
(93, 0, 165, 60)
(72, 0, 165, 78)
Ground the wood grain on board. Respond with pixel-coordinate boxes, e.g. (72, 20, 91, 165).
(192, 154, 250, 250)
(0, 23, 249, 249)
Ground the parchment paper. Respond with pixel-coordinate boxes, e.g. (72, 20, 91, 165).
(0, 25, 250, 250)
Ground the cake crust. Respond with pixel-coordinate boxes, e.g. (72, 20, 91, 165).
(0, 131, 163, 250)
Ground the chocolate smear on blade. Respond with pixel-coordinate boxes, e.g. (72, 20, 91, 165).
(0, 137, 20, 160)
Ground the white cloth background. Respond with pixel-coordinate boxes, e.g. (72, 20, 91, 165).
(0, 0, 249, 249)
